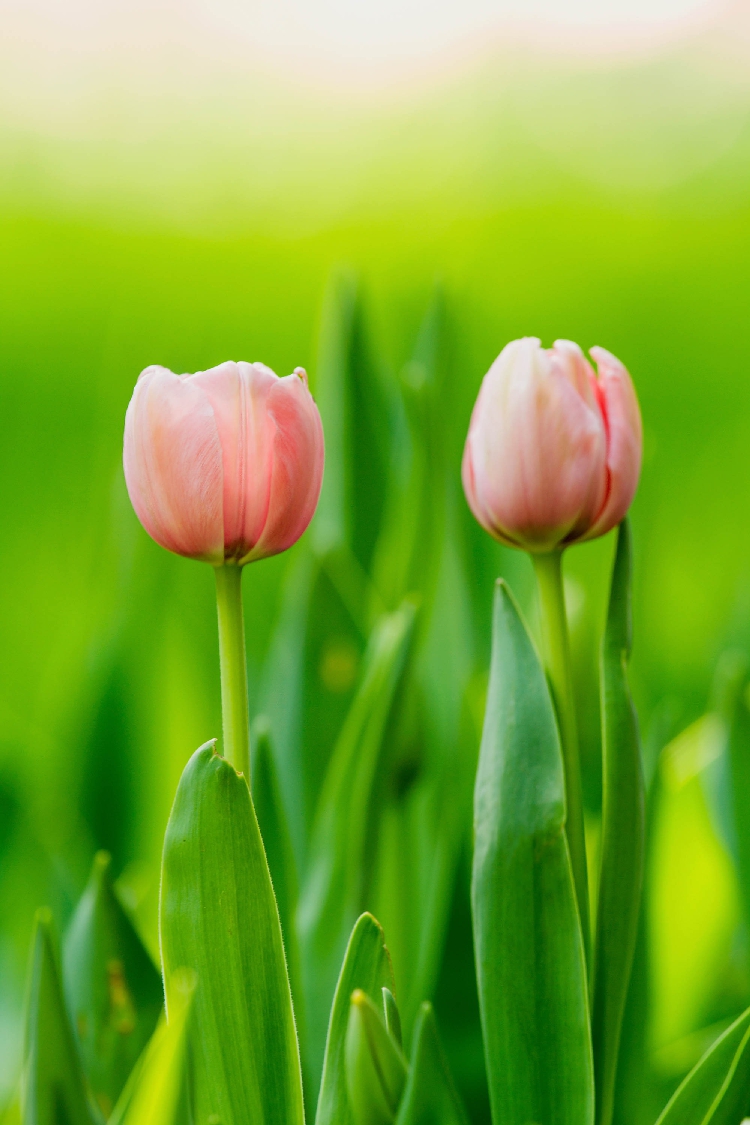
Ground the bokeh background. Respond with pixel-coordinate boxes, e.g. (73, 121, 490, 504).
(3, 0, 750, 1119)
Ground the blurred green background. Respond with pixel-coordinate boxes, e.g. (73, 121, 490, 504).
(2, 2, 750, 1119)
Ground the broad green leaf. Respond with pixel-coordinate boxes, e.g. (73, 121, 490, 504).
(22, 909, 100, 1125)
(382, 989, 402, 1049)
(316, 913, 395, 1125)
(111, 970, 195, 1125)
(298, 601, 417, 1085)
(395, 1002, 468, 1125)
(655, 1006, 750, 1125)
(592, 520, 646, 1125)
(471, 580, 593, 1125)
(345, 990, 408, 1125)
(160, 742, 304, 1125)
(63, 851, 163, 1118)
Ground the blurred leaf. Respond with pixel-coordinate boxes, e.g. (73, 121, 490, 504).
(382, 989, 402, 1049)
(312, 271, 388, 573)
(22, 909, 100, 1125)
(111, 970, 195, 1125)
(374, 518, 476, 1036)
(710, 648, 750, 936)
(316, 913, 395, 1125)
(592, 521, 646, 1125)
(471, 580, 593, 1125)
(160, 742, 304, 1125)
(345, 990, 408, 1125)
(258, 547, 317, 867)
(371, 287, 447, 614)
(251, 716, 307, 1099)
(62, 851, 163, 1118)
(251, 716, 300, 963)
(395, 1001, 468, 1125)
(298, 600, 417, 1086)
(654, 1006, 750, 1125)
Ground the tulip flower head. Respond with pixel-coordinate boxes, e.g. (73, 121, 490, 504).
(124, 360, 324, 565)
(462, 337, 642, 553)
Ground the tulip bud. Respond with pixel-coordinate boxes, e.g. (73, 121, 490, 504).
(462, 338, 642, 552)
(123, 360, 324, 565)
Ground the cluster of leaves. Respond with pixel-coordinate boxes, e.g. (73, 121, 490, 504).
(20, 741, 468, 1125)
(12, 276, 750, 1125)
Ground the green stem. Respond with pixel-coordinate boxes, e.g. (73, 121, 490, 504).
(532, 549, 590, 963)
(214, 563, 250, 781)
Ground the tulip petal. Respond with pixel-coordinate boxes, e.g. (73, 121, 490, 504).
(123, 366, 224, 562)
(584, 348, 642, 540)
(190, 362, 276, 559)
(241, 369, 325, 564)
(463, 338, 607, 552)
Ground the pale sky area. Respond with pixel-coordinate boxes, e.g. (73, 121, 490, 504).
(1, 0, 727, 89)
(2, 0, 746, 222)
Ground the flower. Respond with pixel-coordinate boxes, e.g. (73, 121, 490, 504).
(123, 360, 324, 564)
(461, 337, 642, 552)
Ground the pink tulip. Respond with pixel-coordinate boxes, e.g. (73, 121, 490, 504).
(123, 360, 324, 565)
(462, 338, 642, 552)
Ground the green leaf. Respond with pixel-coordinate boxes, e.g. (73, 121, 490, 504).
(111, 970, 195, 1125)
(160, 742, 304, 1125)
(592, 520, 646, 1125)
(345, 990, 408, 1125)
(381, 990, 402, 1050)
(654, 1006, 750, 1125)
(62, 851, 163, 1118)
(316, 913, 395, 1125)
(22, 909, 100, 1125)
(298, 601, 417, 1085)
(471, 580, 593, 1125)
(395, 1002, 468, 1125)
(711, 648, 750, 935)
(370, 286, 448, 613)
(312, 271, 388, 572)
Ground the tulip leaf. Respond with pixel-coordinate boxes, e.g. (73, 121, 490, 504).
(345, 990, 408, 1125)
(110, 970, 195, 1125)
(382, 989, 402, 1049)
(298, 601, 417, 1086)
(592, 520, 646, 1125)
(315, 913, 396, 1125)
(22, 909, 100, 1125)
(395, 1001, 468, 1125)
(312, 270, 388, 572)
(62, 851, 163, 1119)
(160, 742, 305, 1125)
(471, 580, 594, 1125)
(711, 649, 750, 935)
(251, 716, 305, 1033)
(654, 1006, 750, 1125)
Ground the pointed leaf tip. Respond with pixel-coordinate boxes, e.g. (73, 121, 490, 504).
(24, 911, 99, 1125)
(316, 912, 395, 1125)
(63, 847, 163, 1117)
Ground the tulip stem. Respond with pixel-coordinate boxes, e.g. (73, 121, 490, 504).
(214, 564, 250, 782)
(532, 549, 590, 964)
